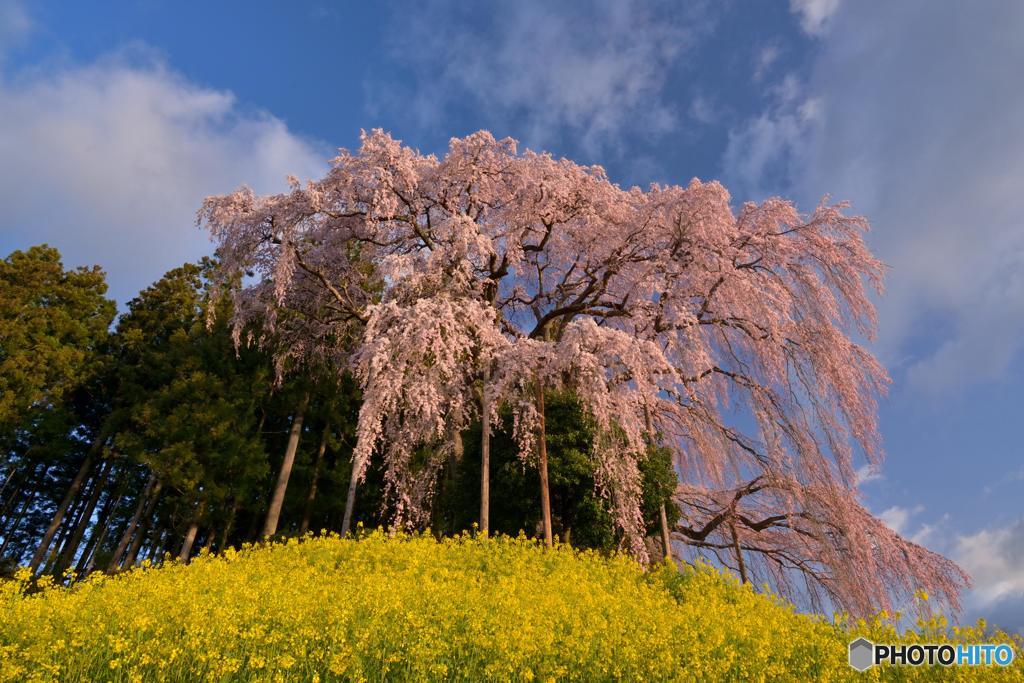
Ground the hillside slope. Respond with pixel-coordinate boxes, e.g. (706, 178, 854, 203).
(0, 533, 1020, 681)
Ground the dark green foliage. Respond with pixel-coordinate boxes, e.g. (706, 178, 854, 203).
(0, 245, 115, 433)
(1, 245, 679, 577)
(441, 392, 677, 553)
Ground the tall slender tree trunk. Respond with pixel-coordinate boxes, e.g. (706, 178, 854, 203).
(44, 475, 95, 575)
(536, 382, 553, 548)
(0, 465, 18, 505)
(659, 506, 673, 562)
(220, 502, 238, 551)
(1, 463, 45, 530)
(54, 460, 112, 576)
(78, 490, 122, 575)
(0, 478, 25, 535)
(439, 430, 463, 536)
(340, 450, 366, 537)
(145, 526, 167, 563)
(730, 518, 747, 583)
(0, 493, 31, 557)
(29, 445, 99, 574)
(262, 391, 310, 539)
(108, 474, 157, 572)
(179, 501, 205, 562)
(299, 423, 329, 536)
(479, 390, 491, 536)
(643, 404, 673, 562)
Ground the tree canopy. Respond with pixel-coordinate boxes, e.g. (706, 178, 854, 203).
(197, 129, 968, 616)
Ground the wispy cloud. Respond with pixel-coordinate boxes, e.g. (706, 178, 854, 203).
(855, 464, 882, 486)
(789, 0, 841, 36)
(380, 0, 714, 157)
(0, 0, 31, 58)
(752, 44, 780, 82)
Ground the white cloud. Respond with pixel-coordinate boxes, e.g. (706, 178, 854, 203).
(0, 48, 327, 304)
(384, 0, 713, 156)
(954, 519, 1024, 632)
(877, 510, 1024, 633)
(855, 464, 882, 486)
(878, 504, 924, 536)
(724, 2, 1024, 395)
(789, 0, 841, 36)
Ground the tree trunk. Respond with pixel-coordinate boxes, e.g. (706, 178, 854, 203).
(659, 505, 672, 562)
(0, 465, 20, 509)
(54, 460, 112, 576)
(146, 526, 167, 563)
(0, 493, 31, 557)
(479, 390, 491, 536)
(340, 448, 367, 537)
(440, 429, 463, 536)
(178, 503, 204, 562)
(299, 423, 329, 536)
(29, 448, 97, 574)
(78, 490, 122, 575)
(536, 382, 553, 548)
(108, 474, 157, 572)
(730, 519, 747, 583)
(44, 475, 95, 575)
(262, 391, 310, 539)
(219, 502, 238, 551)
(643, 403, 673, 562)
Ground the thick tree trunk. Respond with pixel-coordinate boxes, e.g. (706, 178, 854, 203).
(262, 391, 310, 539)
(536, 383, 553, 548)
(54, 460, 112, 576)
(108, 474, 157, 572)
(479, 391, 491, 536)
(29, 448, 97, 574)
(299, 423, 329, 536)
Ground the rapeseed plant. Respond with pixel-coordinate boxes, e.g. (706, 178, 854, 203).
(0, 532, 1020, 681)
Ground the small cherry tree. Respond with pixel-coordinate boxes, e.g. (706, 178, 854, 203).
(200, 130, 967, 615)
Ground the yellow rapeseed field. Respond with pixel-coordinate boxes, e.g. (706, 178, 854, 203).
(0, 532, 1020, 682)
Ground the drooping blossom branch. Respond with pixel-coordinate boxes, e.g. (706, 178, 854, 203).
(198, 129, 967, 615)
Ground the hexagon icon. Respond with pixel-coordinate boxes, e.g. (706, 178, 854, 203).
(849, 637, 875, 671)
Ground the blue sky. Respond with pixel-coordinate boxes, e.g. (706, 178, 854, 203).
(1, 0, 1021, 631)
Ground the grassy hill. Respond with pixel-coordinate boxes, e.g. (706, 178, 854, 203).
(0, 532, 1020, 681)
